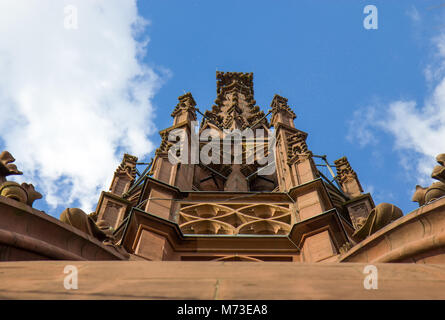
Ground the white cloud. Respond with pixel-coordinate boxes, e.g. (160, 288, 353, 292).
(347, 106, 379, 147)
(379, 86, 445, 185)
(406, 5, 421, 23)
(0, 0, 165, 214)
(348, 34, 445, 187)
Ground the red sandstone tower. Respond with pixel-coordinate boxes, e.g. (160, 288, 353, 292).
(95, 71, 375, 262)
(2, 71, 445, 298)
(4, 72, 445, 299)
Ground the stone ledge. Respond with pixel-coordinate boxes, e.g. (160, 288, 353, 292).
(0, 261, 444, 299)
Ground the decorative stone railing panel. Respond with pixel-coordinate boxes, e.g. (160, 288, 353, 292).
(177, 202, 292, 235)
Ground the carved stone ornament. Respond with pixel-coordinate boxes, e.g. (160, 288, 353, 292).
(200, 72, 267, 130)
(334, 157, 358, 184)
(0, 151, 42, 207)
(115, 153, 138, 178)
(352, 202, 403, 241)
(339, 242, 354, 254)
(287, 132, 311, 164)
(155, 129, 174, 155)
(59, 207, 129, 257)
(0, 151, 23, 184)
(412, 153, 445, 207)
(171, 92, 197, 118)
(432, 153, 445, 184)
(412, 182, 445, 206)
(270, 94, 296, 119)
(0, 182, 27, 203)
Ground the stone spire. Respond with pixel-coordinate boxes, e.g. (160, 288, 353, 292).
(270, 94, 296, 128)
(334, 156, 363, 198)
(171, 92, 197, 125)
(109, 153, 138, 196)
(202, 72, 268, 130)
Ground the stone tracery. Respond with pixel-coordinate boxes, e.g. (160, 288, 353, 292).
(178, 202, 292, 235)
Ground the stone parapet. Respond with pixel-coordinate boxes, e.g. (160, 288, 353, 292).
(0, 196, 127, 261)
(340, 196, 445, 263)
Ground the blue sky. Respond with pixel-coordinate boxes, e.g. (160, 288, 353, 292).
(138, 0, 444, 214)
(1, 0, 445, 217)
